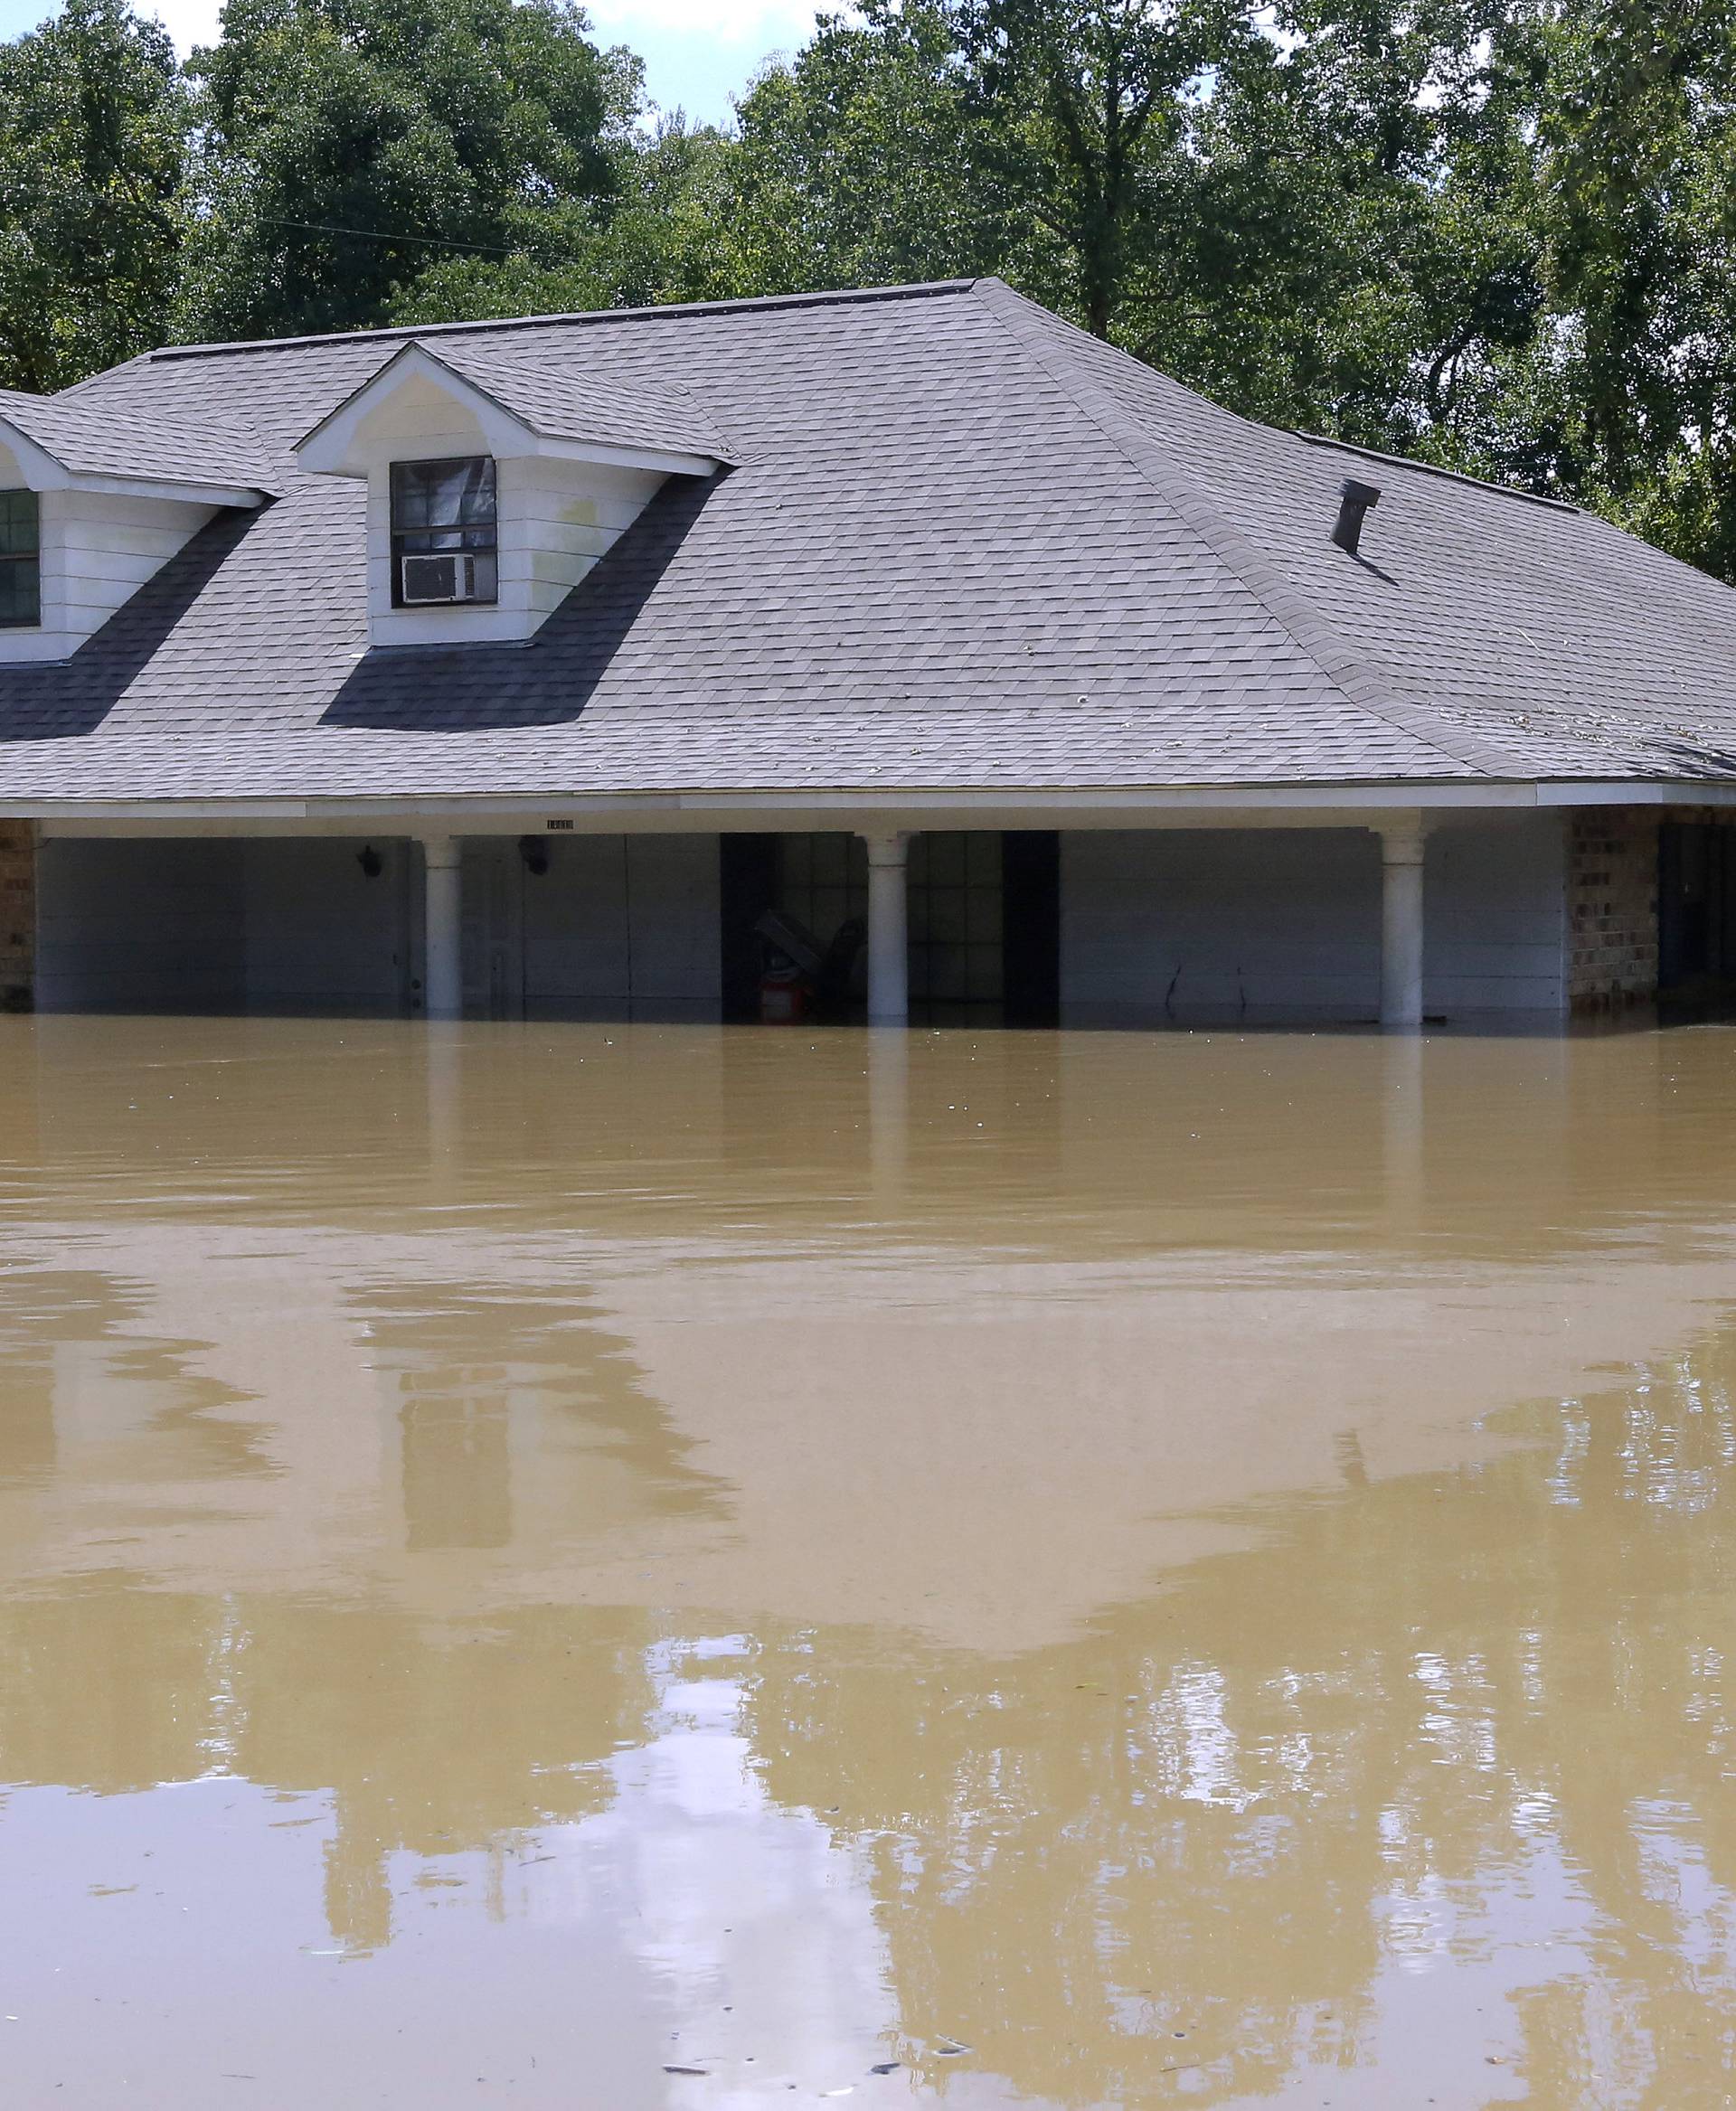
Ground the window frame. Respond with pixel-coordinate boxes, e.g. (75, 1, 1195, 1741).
(0, 488, 42, 630)
(388, 455, 499, 610)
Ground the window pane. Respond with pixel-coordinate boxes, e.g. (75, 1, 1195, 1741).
(967, 885, 1004, 943)
(967, 832, 1002, 883)
(929, 887, 969, 942)
(967, 947, 1004, 1001)
(391, 457, 495, 532)
(0, 489, 38, 558)
(0, 554, 39, 625)
(926, 833, 967, 885)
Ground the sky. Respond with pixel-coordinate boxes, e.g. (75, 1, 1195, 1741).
(0, 0, 830, 122)
(589, 0, 828, 119)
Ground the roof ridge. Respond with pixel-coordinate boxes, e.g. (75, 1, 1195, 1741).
(146, 278, 982, 365)
(1288, 427, 1577, 514)
(970, 278, 1526, 782)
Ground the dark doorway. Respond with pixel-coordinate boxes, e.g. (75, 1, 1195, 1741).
(1660, 822, 1736, 998)
(718, 830, 1061, 1026)
(720, 834, 779, 1023)
(1004, 831, 1061, 1027)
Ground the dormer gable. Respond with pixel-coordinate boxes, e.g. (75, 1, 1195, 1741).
(294, 339, 734, 649)
(0, 391, 273, 663)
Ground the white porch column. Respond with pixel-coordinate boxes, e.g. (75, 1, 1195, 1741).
(1378, 817, 1428, 1030)
(863, 831, 911, 1028)
(421, 834, 463, 1022)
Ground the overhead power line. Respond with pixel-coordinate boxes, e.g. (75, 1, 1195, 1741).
(259, 215, 529, 256)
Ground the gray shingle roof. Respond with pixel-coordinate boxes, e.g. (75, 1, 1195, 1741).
(0, 277, 1732, 806)
(0, 387, 277, 496)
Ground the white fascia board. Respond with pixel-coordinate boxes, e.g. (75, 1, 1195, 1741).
(533, 435, 723, 477)
(296, 343, 533, 474)
(1533, 780, 1736, 806)
(28, 782, 1538, 829)
(667, 783, 1544, 815)
(24, 777, 1736, 833)
(63, 472, 265, 509)
(0, 422, 71, 489)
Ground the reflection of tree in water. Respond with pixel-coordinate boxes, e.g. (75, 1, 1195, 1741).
(738, 1324, 1736, 2106)
(0, 1579, 660, 1956)
(1, 1278, 1734, 2096)
(0, 1270, 729, 1956)
(0, 1267, 277, 1487)
(238, 1598, 659, 1955)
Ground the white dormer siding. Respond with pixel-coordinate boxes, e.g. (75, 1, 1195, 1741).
(359, 443, 666, 649)
(522, 457, 666, 619)
(295, 342, 727, 653)
(56, 487, 220, 648)
(0, 422, 266, 663)
(0, 437, 219, 663)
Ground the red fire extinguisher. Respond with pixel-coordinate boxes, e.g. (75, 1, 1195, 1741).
(760, 967, 807, 1023)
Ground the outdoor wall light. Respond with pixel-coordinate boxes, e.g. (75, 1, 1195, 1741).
(356, 844, 384, 879)
(519, 836, 551, 878)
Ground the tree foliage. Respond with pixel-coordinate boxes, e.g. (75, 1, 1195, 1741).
(8, 0, 1736, 576)
(176, 0, 619, 342)
(0, 0, 185, 392)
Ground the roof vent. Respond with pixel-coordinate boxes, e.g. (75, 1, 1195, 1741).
(1332, 477, 1382, 556)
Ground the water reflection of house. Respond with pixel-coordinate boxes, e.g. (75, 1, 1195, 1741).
(0, 1018, 1731, 1652)
(0, 283, 1731, 1032)
(3, 1025, 1736, 2095)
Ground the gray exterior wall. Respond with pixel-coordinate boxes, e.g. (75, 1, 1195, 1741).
(1060, 816, 1568, 1025)
(464, 834, 720, 1022)
(38, 815, 1566, 1026)
(39, 838, 411, 1015)
(244, 839, 415, 1014)
(37, 838, 249, 1013)
(36, 833, 720, 1019)
(1425, 815, 1569, 1017)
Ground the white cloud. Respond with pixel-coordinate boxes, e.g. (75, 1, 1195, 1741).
(129, 0, 826, 65)
(587, 0, 825, 53)
(136, 0, 222, 53)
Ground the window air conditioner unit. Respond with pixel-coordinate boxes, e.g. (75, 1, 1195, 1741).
(401, 551, 484, 605)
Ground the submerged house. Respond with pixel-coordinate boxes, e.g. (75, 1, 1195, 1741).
(0, 274, 1729, 1031)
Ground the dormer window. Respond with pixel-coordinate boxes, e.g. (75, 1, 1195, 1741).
(390, 456, 498, 608)
(0, 490, 41, 627)
(296, 339, 731, 650)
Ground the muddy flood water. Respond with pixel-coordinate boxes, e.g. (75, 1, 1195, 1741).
(3, 1017, 1736, 2106)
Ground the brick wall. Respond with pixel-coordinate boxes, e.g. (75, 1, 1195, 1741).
(0, 822, 36, 1011)
(1568, 809, 1659, 1012)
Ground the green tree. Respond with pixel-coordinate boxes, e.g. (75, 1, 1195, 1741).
(0, 0, 187, 393)
(712, 2, 1006, 300)
(176, 0, 620, 343)
(684, 0, 1551, 464)
(953, 0, 1246, 338)
(1536, 0, 1736, 573)
(390, 110, 740, 323)
(1151, 0, 1551, 452)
